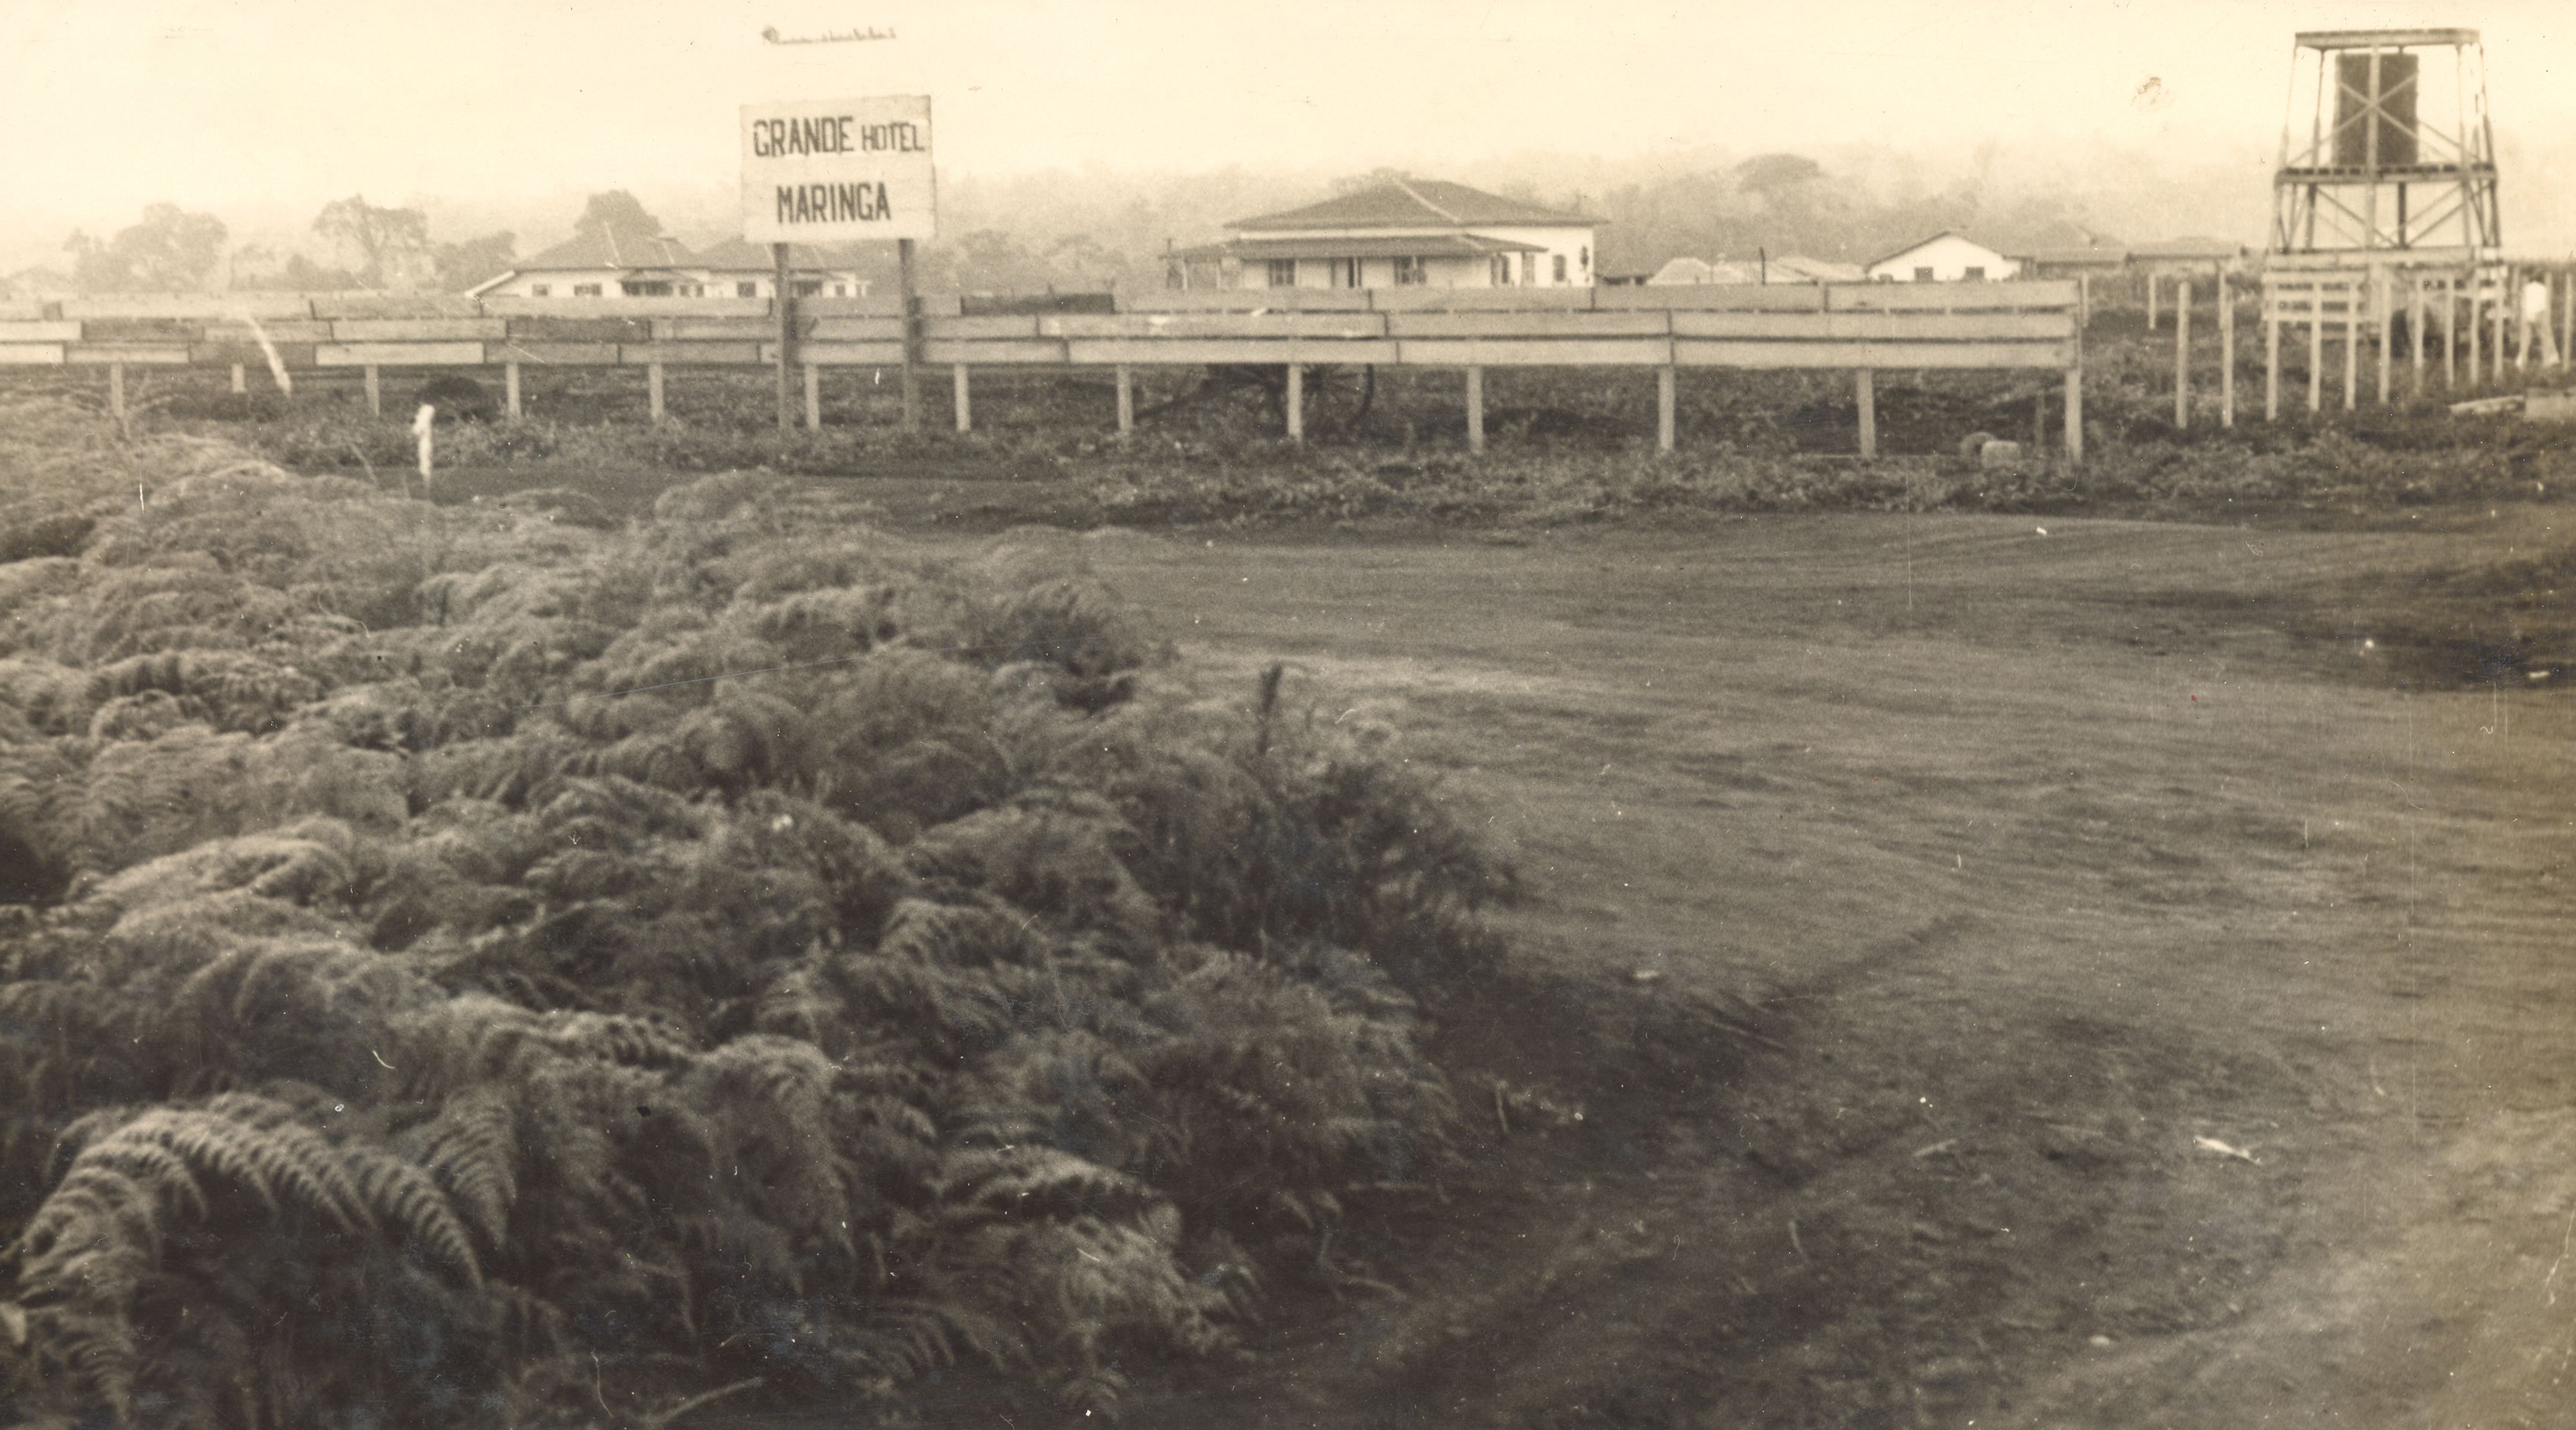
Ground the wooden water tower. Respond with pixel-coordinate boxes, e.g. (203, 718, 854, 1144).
(2270, 28, 2500, 258)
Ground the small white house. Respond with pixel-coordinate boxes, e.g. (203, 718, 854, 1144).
(1864, 232, 2021, 283)
(1170, 178, 1599, 291)
(688, 238, 873, 299)
(467, 230, 708, 299)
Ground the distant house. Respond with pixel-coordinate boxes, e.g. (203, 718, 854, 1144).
(467, 230, 706, 299)
(1169, 178, 1600, 291)
(467, 231, 873, 300)
(1767, 255, 1865, 283)
(688, 238, 873, 299)
(1864, 232, 2021, 283)
(1646, 253, 1862, 286)
(2009, 244, 2131, 280)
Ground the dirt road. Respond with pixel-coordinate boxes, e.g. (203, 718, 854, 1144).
(1063, 510, 2576, 1428)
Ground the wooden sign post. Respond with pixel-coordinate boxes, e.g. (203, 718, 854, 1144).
(741, 94, 937, 433)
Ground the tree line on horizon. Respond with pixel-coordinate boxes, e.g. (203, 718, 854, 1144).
(27, 146, 2220, 300)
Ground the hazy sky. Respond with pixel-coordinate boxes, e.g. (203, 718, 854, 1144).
(4, 0, 2572, 246)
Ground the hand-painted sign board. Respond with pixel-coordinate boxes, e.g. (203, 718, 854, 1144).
(740, 95, 934, 242)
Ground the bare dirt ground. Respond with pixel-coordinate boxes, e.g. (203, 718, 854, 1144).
(1041, 510, 2576, 1429)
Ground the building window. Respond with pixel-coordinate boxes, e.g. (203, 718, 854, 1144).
(529, 283, 550, 297)
(1963, 265, 1986, 281)
(572, 283, 603, 296)
(1553, 254, 1568, 283)
(1580, 246, 1590, 276)
(831, 283, 846, 296)
(1522, 253, 1537, 285)
(621, 280, 673, 296)
(1265, 259, 1298, 287)
(1336, 258, 1363, 289)
(1391, 256, 1426, 286)
(737, 280, 760, 298)
(792, 280, 824, 296)
(1491, 256, 1513, 285)
(1914, 266, 1935, 283)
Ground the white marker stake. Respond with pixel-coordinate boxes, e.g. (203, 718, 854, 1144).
(411, 404, 436, 495)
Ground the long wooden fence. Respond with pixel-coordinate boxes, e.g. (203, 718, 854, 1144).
(2155, 260, 2576, 427)
(1, 281, 2087, 460)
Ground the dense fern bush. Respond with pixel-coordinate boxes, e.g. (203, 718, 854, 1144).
(0, 400, 1516, 1427)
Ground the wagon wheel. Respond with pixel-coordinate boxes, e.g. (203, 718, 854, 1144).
(1288, 363, 1376, 437)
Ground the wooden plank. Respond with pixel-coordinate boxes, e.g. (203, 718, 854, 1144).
(1591, 284, 1825, 312)
(805, 292, 962, 317)
(502, 316, 653, 342)
(1369, 286, 1595, 312)
(1465, 366, 1484, 453)
(0, 344, 66, 366)
(1825, 281, 2080, 312)
(953, 365, 971, 432)
(2065, 366, 2084, 464)
(1391, 337, 1671, 367)
(1122, 289, 1375, 313)
(333, 318, 506, 341)
(1387, 311, 1669, 338)
(1672, 338, 2073, 369)
(66, 344, 191, 365)
(623, 341, 762, 366)
(189, 343, 316, 369)
(653, 316, 800, 341)
(804, 361, 821, 430)
(1065, 338, 1402, 366)
(311, 293, 482, 319)
(1856, 369, 1877, 458)
(0, 321, 79, 341)
(1669, 311, 2071, 341)
(365, 364, 380, 415)
(200, 320, 333, 343)
(484, 294, 774, 319)
(1286, 363, 1303, 442)
(485, 341, 619, 366)
(1657, 367, 1675, 453)
(1043, 312, 1390, 339)
(317, 341, 485, 367)
(82, 317, 203, 341)
(809, 317, 907, 341)
(1115, 364, 1134, 436)
(922, 338, 1069, 366)
(505, 361, 522, 418)
(761, 340, 907, 366)
(59, 293, 314, 320)
(2174, 279, 2192, 428)
(649, 361, 665, 421)
(924, 314, 1043, 340)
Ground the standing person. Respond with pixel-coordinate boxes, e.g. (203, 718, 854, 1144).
(2521, 276, 2560, 368)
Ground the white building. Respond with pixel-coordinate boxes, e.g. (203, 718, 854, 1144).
(688, 239, 873, 299)
(466, 231, 708, 299)
(465, 233, 872, 300)
(1863, 232, 2021, 283)
(1170, 179, 1599, 291)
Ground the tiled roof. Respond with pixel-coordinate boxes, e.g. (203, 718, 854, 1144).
(516, 229, 698, 271)
(1173, 233, 1550, 262)
(1232, 179, 1598, 231)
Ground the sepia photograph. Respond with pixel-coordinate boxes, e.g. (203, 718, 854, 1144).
(2, 1, 2573, 1425)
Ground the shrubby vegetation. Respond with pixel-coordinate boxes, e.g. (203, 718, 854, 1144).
(0, 398, 1516, 1427)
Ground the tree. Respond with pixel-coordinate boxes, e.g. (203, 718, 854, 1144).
(573, 190, 663, 240)
(1733, 153, 1825, 203)
(432, 231, 516, 292)
(313, 195, 432, 289)
(63, 204, 229, 293)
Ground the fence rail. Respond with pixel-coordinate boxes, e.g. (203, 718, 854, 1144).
(1, 283, 2085, 459)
